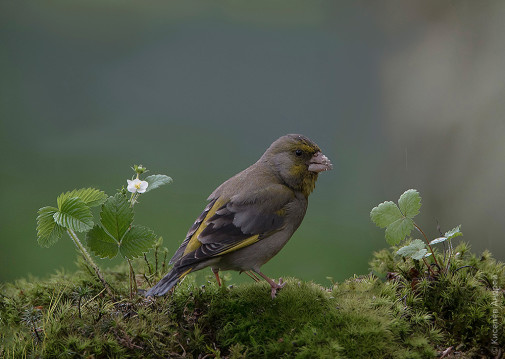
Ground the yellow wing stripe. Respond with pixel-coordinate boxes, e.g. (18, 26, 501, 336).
(178, 267, 193, 279)
(214, 235, 260, 256)
(182, 197, 227, 256)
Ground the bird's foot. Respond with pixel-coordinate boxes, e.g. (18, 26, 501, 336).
(270, 278, 286, 299)
(255, 271, 286, 299)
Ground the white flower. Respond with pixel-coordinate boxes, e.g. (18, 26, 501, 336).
(127, 179, 148, 193)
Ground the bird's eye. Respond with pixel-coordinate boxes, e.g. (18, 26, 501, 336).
(295, 149, 303, 157)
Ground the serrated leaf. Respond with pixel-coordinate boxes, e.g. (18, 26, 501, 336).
(385, 217, 414, 245)
(397, 239, 426, 257)
(119, 225, 157, 259)
(445, 225, 463, 240)
(53, 197, 94, 232)
(86, 225, 119, 259)
(100, 193, 133, 242)
(398, 189, 421, 218)
(370, 201, 403, 228)
(430, 237, 447, 245)
(411, 248, 428, 260)
(144, 174, 173, 193)
(57, 188, 107, 208)
(36, 206, 65, 247)
(397, 239, 428, 260)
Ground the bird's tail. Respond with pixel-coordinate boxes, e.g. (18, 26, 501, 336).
(146, 266, 193, 297)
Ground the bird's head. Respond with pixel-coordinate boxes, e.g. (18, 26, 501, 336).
(261, 134, 332, 197)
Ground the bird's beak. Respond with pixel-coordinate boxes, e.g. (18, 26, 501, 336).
(308, 151, 333, 173)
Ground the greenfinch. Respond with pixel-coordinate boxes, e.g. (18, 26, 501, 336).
(146, 134, 332, 298)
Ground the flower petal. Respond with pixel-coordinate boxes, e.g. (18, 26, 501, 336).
(137, 180, 149, 193)
(127, 179, 138, 193)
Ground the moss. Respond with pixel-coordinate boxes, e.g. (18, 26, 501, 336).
(1, 245, 503, 358)
(370, 242, 505, 357)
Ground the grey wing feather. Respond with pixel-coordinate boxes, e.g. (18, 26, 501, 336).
(173, 185, 294, 268)
(169, 198, 217, 264)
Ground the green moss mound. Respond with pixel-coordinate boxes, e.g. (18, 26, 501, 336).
(1, 244, 503, 358)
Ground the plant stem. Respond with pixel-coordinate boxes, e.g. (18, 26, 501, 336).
(414, 223, 440, 268)
(127, 259, 137, 299)
(162, 250, 168, 274)
(445, 238, 454, 273)
(422, 258, 436, 277)
(154, 245, 159, 275)
(32, 322, 42, 343)
(78, 296, 82, 319)
(66, 229, 114, 297)
(144, 253, 152, 276)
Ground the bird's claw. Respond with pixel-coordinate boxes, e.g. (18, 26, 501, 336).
(270, 278, 286, 299)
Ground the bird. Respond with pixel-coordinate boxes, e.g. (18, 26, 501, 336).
(146, 134, 332, 298)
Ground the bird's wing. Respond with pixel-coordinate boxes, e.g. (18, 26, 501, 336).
(169, 184, 294, 267)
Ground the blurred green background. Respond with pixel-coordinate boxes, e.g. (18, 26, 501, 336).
(1, 1, 504, 285)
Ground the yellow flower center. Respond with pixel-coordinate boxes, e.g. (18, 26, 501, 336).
(135, 182, 141, 189)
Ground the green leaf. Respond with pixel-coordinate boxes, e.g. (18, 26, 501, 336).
(36, 206, 65, 247)
(119, 225, 157, 259)
(144, 174, 173, 193)
(100, 193, 133, 242)
(398, 189, 421, 218)
(411, 248, 429, 260)
(430, 237, 447, 245)
(57, 188, 107, 208)
(385, 217, 414, 245)
(53, 197, 94, 232)
(396, 239, 427, 260)
(445, 225, 463, 240)
(370, 201, 403, 228)
(86, 225, 119, 259)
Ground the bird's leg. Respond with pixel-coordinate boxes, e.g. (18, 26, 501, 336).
(211, 268, 221, 286)
(242, 270, 260, 282)
(255, 271, 286, 299)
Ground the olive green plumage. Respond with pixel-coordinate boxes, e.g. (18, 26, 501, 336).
(146, 134, 332, 298)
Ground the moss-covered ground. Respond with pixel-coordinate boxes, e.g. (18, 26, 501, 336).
(1, 243, 504, 358)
